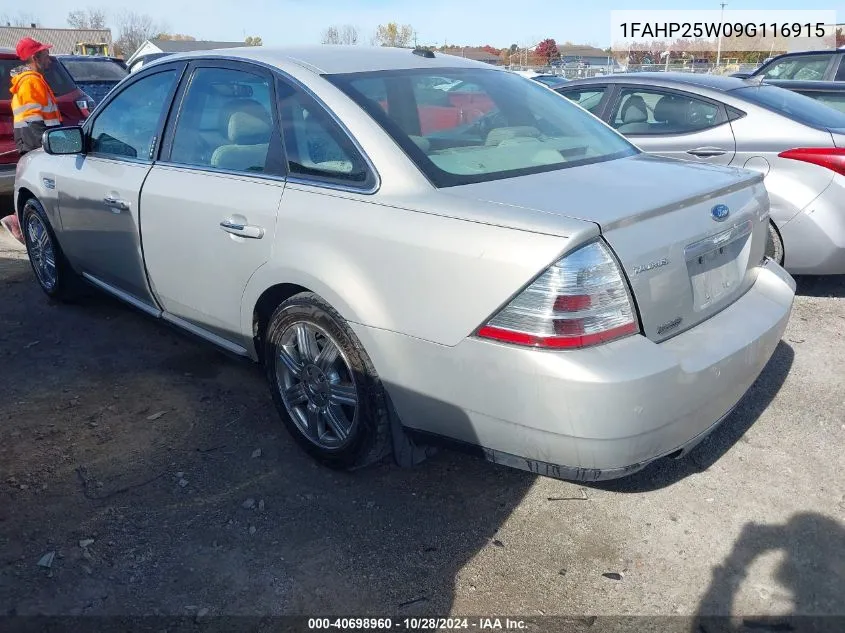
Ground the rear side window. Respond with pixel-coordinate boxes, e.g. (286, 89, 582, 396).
(609, 88, 722, 135)
(276, 79, 374, 188)
(760, 54, 833, 81)
(735, 85, 845, 129)
(0, 57, 78, 100)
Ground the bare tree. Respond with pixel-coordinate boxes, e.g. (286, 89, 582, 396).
(373, 23, 414, 48)
(322, 25, 358, 45)
(322, 26, 340, 45)
(0, 12, 40, 27)
(67, 8, 107, 30)
(114, 10, 165, 59)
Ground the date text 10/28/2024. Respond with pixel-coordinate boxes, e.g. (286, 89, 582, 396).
(308, 618, 528, 630)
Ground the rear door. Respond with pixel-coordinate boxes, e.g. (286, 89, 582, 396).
(605, 86, 737, 166)
(139, 60, 285, 349)
(54, 63, 185, 308)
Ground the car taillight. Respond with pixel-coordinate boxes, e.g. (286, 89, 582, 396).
(75, 99, 92, 117)
(778, 147, 845, 176)
(476, 240, 639, 349)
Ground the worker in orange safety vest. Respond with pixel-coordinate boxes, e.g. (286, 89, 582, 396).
(1, 37, 62, 243)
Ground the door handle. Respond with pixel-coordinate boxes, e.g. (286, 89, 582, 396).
(687, 147, 727, 157)
(103, 195, 130, 211)
(219, 219, 265, 239)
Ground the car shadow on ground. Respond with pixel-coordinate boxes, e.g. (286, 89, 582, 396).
(691, 512, 845, 632)
(585, 340, 795, 494)
(794, 275, 845, 299)
(0, 251, 536, 617)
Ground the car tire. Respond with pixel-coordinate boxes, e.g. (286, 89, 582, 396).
(264, 292, 392, 471)
(21, 198, 80, 301)
(765, 221, 784, 266)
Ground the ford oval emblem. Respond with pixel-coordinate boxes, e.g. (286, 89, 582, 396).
(711, 204, 730, 221)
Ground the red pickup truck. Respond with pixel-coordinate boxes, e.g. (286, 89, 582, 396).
(1, 48, 94, 196)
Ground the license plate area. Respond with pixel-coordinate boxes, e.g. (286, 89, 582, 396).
(685, 220, 753, 312)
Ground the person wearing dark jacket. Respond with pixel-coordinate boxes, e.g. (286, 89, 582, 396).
(1, 37, 61, 243)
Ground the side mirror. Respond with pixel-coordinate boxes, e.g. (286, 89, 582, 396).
(42, 126, 84, 155)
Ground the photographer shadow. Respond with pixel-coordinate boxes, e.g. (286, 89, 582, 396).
(692, 513, 845, 632)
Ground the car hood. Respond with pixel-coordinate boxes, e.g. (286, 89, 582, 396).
(441, 153, 761, 231)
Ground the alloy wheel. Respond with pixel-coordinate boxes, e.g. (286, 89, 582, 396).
(25, 213, 57, 292)
(274, 322, 358, 449)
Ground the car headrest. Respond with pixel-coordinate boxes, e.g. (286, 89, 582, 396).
(485, 126, 541, 146)
(227, 110, 272, 144)
(218, 98, 269, 136)
(621, 95, 648, 124)
(653, 96, 686, 125)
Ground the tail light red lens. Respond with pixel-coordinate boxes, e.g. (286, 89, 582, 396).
(778, 147, 845, 176)
(75, 99, 92, 118)
(476, 240, 640, 350)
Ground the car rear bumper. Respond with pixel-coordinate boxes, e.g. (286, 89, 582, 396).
(0, 165, 15, 196)
(353, 259, 796, 481)
(780, 175, 845, 274)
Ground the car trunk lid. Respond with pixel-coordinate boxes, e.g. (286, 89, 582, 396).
(442, 153, 770, 342)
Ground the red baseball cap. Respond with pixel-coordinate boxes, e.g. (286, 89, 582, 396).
(16, 37, 52, 61)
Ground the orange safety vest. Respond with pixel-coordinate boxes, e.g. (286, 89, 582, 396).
(10, 68, 62, 129)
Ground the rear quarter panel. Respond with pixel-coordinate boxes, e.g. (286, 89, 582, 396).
(241, 185, 597, 350)
(727, 99, 836, 226)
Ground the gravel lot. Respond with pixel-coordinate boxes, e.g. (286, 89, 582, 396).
(0, 222, 843, 623)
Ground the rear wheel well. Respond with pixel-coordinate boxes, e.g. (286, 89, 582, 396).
(252, 283, 310, 362)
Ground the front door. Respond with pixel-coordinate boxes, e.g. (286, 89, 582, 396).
(606, 86, 737, 166)
(55, 65, 183, 306)
(139, 63, 284, 349)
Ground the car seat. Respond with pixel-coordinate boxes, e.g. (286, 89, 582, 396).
(615, 95, 650, 134)
(210, 103, 272, 172)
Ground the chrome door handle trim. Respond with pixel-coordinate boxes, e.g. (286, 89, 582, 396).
(219, 220, 265, 239)
(103, 196, 130, 210)
(687, 147, 727, 157)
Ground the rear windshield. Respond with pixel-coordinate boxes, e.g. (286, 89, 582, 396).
(328, 68, 638, 187)
(734, 84, 845, 128)
(0, 57, 78, 100)
(61, 59, 128, 82)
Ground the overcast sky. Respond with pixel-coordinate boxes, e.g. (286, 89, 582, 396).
(13, 0, 845, 49)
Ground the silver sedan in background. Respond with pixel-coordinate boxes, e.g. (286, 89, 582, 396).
(558, 73, 845, 275)
(14, 47, 795, 481)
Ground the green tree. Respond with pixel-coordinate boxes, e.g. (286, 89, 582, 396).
(245, 36, 263, 46)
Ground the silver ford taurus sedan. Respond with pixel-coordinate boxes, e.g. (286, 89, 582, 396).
(13, 46, 796, 481)
(557, 73, 845, 275)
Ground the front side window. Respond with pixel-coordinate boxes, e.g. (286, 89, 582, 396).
(560, 88, 607, 114)
(90, 69, 178, 159)
(761, 54, 833, 81)
(170, 67, 274, 173)
(329, 68, 637, 187)
(610, 89, 721, 135)
(276, 79, 374, 188)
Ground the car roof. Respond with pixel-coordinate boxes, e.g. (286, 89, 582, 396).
(160, 45, 490, 75)
(563, 72, 759, 93)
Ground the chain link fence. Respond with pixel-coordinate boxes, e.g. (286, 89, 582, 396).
(507, 62, 762, 78)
